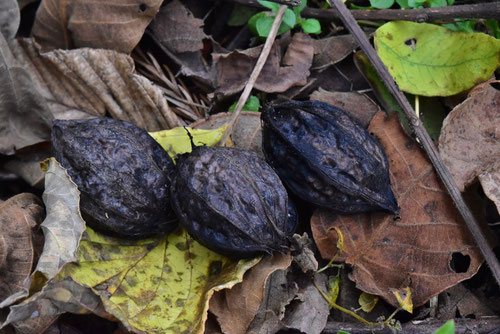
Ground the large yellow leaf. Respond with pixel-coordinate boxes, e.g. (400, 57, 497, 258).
(59, 228, 258, 333)
(375, 21, 500, 96)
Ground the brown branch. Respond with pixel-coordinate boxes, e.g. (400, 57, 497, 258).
(266, 0, 300, 6)
(327, 0, 500, 286)
(219, 5, 287, 146)
(227, 0, 500, 21)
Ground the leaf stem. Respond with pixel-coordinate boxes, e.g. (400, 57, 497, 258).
(220, 5, 287, 146)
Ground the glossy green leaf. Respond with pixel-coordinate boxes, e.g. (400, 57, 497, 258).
(375, 21, 500, 96)
(256, 14, 275, 37)
(293, 0, 307, 16)
(281, 8, 297, 30)
(229, 95, 261, 112)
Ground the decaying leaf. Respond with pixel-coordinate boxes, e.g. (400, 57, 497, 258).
(375, 21, 500, 96)
(210, 253, 293, 334)
(2, 278, 107, 330)
(0, 34, 52, 155)
(311, 35, 357, 71)
(358, 292, 378, 313)
(149, 0, 207, 54)
(58, 227, 258, 333)
(191, 112, 263, 155)
(34, 158, 86, 279)
(0, 193, 44, 308)
(32, 0, 162, 53)
(310, 88, 380, 127)
(214, 33, 314, 95)
(311, 113, 483, 308)
(10, 38, 183, 130)
(439, 81, 500, 211)
(149, 125, 227, 160)
(0, 0, 19, 40)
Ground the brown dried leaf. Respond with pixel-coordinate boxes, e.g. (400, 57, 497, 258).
(10, 39, 183, 130)
(311, 113, 483, 308)
(310, 88, 380, 127)
(214, 33, 314, 95)
(191, 112, 263, 155)
(150, 0, 207, 53)
(210, 253, 292, 334)
(439, 81, 500, 211)
(0, 0, 19, 40)
(311, 35, 357, 71)
(0, 193, 44, 308)
(0, 33, 52, 155)
(32, 0, 162, 53)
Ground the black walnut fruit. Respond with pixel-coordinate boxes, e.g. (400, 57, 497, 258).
(51, 117, 177, 238)
(171, 146, 297, 258)
(261, 100, 398, 214)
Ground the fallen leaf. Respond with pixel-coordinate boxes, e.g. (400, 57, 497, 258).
(358, 292, 378, 313)
(0, 194, 44, 308)
(210, 253, 292, 334)
(32, 0, 162, 53)
(191, 112, 263, 155)
(375, 21, 500, 96)
(34, 158, 86, 280)
(311, 113, 483, 307)
(149, 125, 227, 161)
(310, 88, 380, 127)
(59, 227, 259, 334)
(311, 35, 357, 71)
(2, 278, 107, 330)
(149, 0, 207, 53)
(214, 33, 314, 95)
(10, 38, 183, 130)
(439, 81, 500, 211)
(0, 34, 52, 155)
(0, 0, 19, 40)
(392, 287, 413, 313)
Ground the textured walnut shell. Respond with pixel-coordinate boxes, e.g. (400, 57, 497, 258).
(51, 118, 177, 238)
(170, 146, 297, 258)
(261, 100, 398, 214)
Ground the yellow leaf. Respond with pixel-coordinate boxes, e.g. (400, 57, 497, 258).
(391, 287, 413, 313)
(334, 227, 345, 253)
(149, 125, 228, 160)
(358, 292, 379, 313)
(60, 227, 259, 333)
(326, 275, 341, 306)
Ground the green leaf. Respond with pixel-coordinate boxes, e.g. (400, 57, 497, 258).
(408, 0, 425, 8)
(293, 0, 308, 16)
(228, 5, 258, 27)
(258, 0, 280, 11)
(428, 0, 447, 7)
(229, 95, 261, 112)
(326, 275, 340, 305)
(60, 228, 259, 334)
(433, 320, 455, 334)
(446, 0, 454, 4)
(443, 20, 475, 33)
(396, 0, 410, 8)
(256, 14, 276, 37)
(300, 18, 321, 34)
(282, 8, 297, 30)
(485, 19, 500, 39)
(374, 21, 500, 96)
(369, 0, 394, 9)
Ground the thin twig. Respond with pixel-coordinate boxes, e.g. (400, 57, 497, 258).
(220, 5, 287, 146)
(226, 0, 500, 21)
(327, 0, 500, 286)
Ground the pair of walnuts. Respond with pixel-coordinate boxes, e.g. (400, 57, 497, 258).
(51, 100, 397, 258)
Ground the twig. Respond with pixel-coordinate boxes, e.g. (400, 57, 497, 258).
(227, 0, 500, 21)
(219, 5, 287, 146)
(327, 0, 500, 286)
(266, 0, 300, 6)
